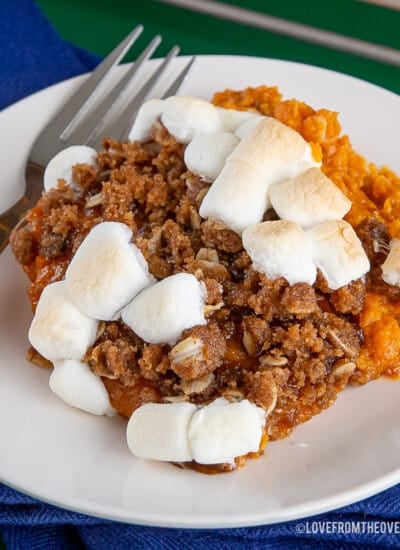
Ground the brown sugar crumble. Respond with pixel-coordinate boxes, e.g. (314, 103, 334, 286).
(10, 85, 400, 472)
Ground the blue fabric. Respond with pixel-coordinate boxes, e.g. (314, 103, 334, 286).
(1, 0, 400, 547)
(0, 0, 99, 111)
(1, 482, 400, 549)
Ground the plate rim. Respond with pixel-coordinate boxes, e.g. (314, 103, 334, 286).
(1, 463, 400, 528)
(1, 54, 400, 528)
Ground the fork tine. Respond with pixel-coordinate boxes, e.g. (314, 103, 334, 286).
(60, 25, 145, 140)
(116, 55, 195, 142)
(160, 56, 196, 98)
(117, 52, 195, 141)
(29, 26, 144, 165)
(65, 35, 162, 146)
(56, 26, 144, 136)
(89, 46, 181, 146)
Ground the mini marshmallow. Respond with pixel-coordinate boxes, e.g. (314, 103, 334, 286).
(381, 238, 400, 286)
(66, 221, 153, 320)
(121, 273, 206, 344)
(126, 398, 265, 465)
(228, 116, 319, 176)
(28, 280, 98, 362)
(234, 115, 265, 139)
(127, 402, 197, 462)
(128, 98, 164, 142)
(50, 359, 115, 416)
(188, 398, 265, 465)
(242, 220, 317, 285)
(269, 167, 351, 228)
(44, 145, 97, 191)
(216, 107, 259, 133)
(307, 219, 370, 290)
(199, 161, 267, 235)
(161, 96, 222, 143)
(184, 132, 239, 181)
(200, 117, 319, 234)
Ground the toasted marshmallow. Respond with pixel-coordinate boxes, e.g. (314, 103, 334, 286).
(50, 359, 115, 416)
(200, 117, 319, 234)
(126, 398, 265, 465)
(160, 96, 222, 143)
(381, 238, 400, 286)
(199, 161, 267, 234)
(216, 107, 259, 133)
(122, 273, 206, 344)
(128, 98, 164, 142)
(270, 167, 351, 228)
(184, 132, 239, 181)
(44, 145, 97, 191)
(228, 116, 318, 176)
(66, 222, 153, 320)
(242, 220, 317, 285)
(188, 398, 265, 465)
(234, 115, 265, 139)
(28, 280, 97, 362)
(127, 402, 196, 462)
(307, 219, 370, 290)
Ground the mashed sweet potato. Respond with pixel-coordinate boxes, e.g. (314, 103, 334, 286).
(214, 86, 400, 383)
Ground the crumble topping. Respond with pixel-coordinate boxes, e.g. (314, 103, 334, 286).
(9, 85, 400, 472)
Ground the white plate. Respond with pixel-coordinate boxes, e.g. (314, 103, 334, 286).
(0, 55, 400, 528)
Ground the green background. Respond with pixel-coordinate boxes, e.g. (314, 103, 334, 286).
(35, 0, 400, 94)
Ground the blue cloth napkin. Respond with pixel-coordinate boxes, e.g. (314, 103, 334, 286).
(0, 0, 99, 111)
(1, 0, 400, 548)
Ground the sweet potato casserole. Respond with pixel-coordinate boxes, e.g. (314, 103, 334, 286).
(10, 85, 400, 472)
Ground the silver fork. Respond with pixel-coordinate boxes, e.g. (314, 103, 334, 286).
(0, 25, 194, 253)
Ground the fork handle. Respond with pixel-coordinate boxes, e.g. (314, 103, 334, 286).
(0, 162, 43, 254)
(0, 200, 29, 254)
